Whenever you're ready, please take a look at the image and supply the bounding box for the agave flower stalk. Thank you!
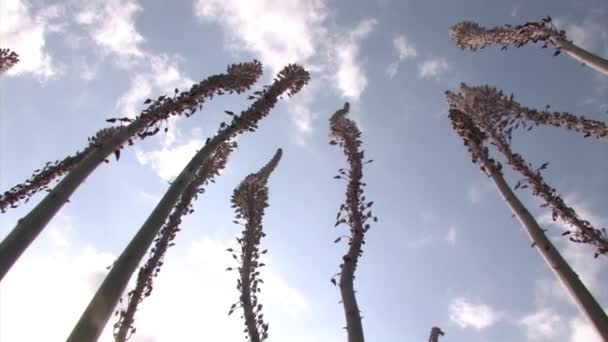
[450,83,607,140]
[448,108,608,340]
[447,84,608,258]
[0,48,19,74]
[227,148,282,342]
[450,17,608,76]
[113,142,235,342]
[0,61,263,282]
[67,64,309,342]
[428,327,445,342]
[329,103,377,342]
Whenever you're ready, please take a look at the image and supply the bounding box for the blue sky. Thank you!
[1,0,607,341]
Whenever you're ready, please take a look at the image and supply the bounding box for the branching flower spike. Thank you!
[228,148,282,342]
[330,102,375,342]
[448,107,608,340]
[450,17,608,76]
[0,48,19,74]
[447,84,608,258]
[113,142,235,342]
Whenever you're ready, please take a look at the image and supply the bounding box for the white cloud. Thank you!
[334,18,377,99]
[467,178,493,205]
[0,214,117,342]
[194,0,327,75]
[519,309,564,340]
[449,297,501,330]
[386,34,418,78]
[510,4,520,17]
[194,0,376,143]
[569,316,604,342]
[75,0,145,66]
[419,57,450,80]
[0,0,63,79]
[445,226,457,245]
[135,137,205,181]
[115,54,193,119]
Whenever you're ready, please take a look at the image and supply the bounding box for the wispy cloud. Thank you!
[518,309,564,340]
[569,315,605,342]
[335,18,377,99]
[449,297,501,330]
[467,178,493,205]
[386,34,418,78]
[418,57,450,80]
[75,0,145,67]
[445,226,457,246]
[0,0,64,80]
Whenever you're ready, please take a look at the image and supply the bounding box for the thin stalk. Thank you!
[66,64,309,342]
[329,103,376,342]
[0,61,263,282]
[228,148,282,342]
[113,142,234,342]
[449,109,608,341]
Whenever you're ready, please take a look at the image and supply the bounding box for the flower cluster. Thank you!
[227,149,283,342]
[450,17,567,54]
[0,127,122,213]
[447,86,608,258]
[329,103,376,341]
[0,48,19,74]
[0,61,263,213]
[113,141,236,342]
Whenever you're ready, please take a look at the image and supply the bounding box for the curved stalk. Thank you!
[0,61,263,282]
[428,327,445,342]
[228,148,282,342]
[449,109,608,341]
[66,64,309,342]
[113,142,234,342]
[329,103,376,342]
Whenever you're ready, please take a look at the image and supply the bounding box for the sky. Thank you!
[1,0,607,341]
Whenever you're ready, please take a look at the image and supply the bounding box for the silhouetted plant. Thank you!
[113,142,235,342]
[448,108,608,340]
[227,148,282,342]
[0,60,263,282]
[66,63,309,342]
[450,16,608,76]
[0,48,19,74]
[428,327,445,342]
[329,102,376,342]
[447,84,608,258]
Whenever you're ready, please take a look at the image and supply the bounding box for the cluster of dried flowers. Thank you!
[450,17,566,54]
[0,48,19,74]
[329,102,376,342]
[227,148,282,342]
[113,142,236,342]
[450,17,608,76]
[0,61,263,214]
[0,127,122,213]
[447,84,608,258]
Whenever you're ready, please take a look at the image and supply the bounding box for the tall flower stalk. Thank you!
[329,103,376,342]
[448,108,608,340]
[428,327,445,342]
[227,148,283,342]
[0,60,263,282]
[0,48,19,74]
[66,64,309,342]
[113,142,235,342]
[450,17,608,76]
[447,84,608,258]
